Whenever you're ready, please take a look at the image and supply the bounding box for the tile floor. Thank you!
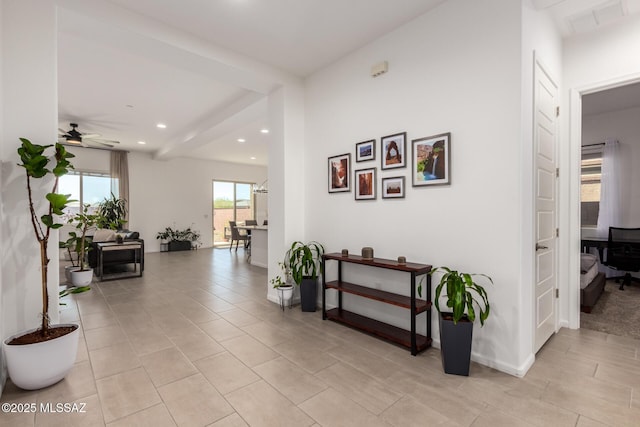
[1,248,640,426]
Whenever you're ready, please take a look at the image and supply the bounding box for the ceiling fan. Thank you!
[58,123,120,148]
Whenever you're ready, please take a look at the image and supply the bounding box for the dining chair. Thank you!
[228,221,249,251]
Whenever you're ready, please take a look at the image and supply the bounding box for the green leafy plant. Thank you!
[284,241,325,285]
[59,286,91,306]
[156,226,201,246]
[96,193,127,230]
[421,267,492,326]
[17,138,75,335]
[270,262,292,288]
[68,204,99,271]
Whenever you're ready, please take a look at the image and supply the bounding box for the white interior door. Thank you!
[534,58,559,353]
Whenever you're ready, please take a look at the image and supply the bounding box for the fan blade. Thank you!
[58,128,68,134]
[85,138,120,144]
[87,140,114,148]
[80,133,101,139]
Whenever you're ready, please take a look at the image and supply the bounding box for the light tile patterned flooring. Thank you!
[2,248,640,426]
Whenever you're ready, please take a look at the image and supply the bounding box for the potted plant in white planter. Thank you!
[422,267,491,376]
[271,262,294,311]
[3,138,80,390]
[285,241,325,312]
[68,203,98,287]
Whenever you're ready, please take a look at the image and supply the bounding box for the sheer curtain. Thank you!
[596,138,621,239]
[110,151,129,223]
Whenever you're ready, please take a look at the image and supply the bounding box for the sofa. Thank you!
[580,253,605,313]
[87,229,145,274]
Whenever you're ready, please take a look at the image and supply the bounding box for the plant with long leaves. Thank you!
[284,241,325,285]
[96,193,127,230]
[18,138,75,335]
[425,267,492,326]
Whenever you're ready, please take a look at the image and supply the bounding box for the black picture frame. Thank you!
[356,139,376,162]
[381,132,407,170]
[354,167,376,200]
[411,132,451,187]
[382,176,405,199]
[328,153,351,193]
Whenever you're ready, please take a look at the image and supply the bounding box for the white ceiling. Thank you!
[57,0,640,165]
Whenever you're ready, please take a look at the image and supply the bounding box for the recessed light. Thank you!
[156,123,167,129]
[237,138,246,143]
[250,156,256,160]
[137,141,146,145]
[260,129,269,134]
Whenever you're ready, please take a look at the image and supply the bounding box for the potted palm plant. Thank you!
[421,267,491,376]
[284,241,324,312]
[3,138,80,390]
[69,203,98,286]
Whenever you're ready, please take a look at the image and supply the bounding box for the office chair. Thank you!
[603,227,640,290]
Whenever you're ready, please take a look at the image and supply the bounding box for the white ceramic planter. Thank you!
[3,324,80,390]
[276,285,294,311]
[64,265,80,284]
[70,268,93,287]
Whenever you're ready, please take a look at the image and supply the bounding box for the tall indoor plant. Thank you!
[285,241,324,312]
[3,138,81,390]
[423,267,491,376]
[69,203,98,286]
[96,192,127,230]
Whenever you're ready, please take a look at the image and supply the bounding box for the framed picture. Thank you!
[382,176,405,199]
[356,139,376,162]
[328,153,351,193]
[381,132,407,170]
[354,167,376,200]
[412,132,451,187]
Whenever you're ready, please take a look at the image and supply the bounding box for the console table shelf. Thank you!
[325,308,431,352]
[322,253,432,355]
[325,281,431,314]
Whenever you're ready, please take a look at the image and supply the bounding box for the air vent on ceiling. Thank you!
[566,0,626,34]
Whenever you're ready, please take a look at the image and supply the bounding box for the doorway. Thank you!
[569,75,640,329]
[212,181,255,247]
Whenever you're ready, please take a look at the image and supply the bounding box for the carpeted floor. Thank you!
[581,279,640,340]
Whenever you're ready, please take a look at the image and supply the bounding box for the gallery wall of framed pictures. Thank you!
[328,131,451,200]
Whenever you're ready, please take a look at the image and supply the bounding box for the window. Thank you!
[58,171,114,216]
[581,148,602,227]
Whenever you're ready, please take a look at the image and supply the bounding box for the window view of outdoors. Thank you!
[581,155,601,227]
[213,181,254,246]
[58,171,114,216]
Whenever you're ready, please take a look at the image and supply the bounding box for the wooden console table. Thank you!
[322,253,432,355]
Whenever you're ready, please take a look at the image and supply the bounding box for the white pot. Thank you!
[70,268,93,287]
[278,286,294,301]
[276,285,294,310]
[3,324,80,390]
[64,265,80,284]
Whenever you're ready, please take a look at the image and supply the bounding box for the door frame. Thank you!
[567,73,640,329]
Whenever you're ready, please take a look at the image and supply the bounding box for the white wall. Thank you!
[1,0,59,396]
[582,107,640,227]
[562,13,640,328]
[305,0,528,375]
[66,147,268,252]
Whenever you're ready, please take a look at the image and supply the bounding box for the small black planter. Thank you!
[168,240,192,252]
[439,312,473,376]
[300,277,318,312]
